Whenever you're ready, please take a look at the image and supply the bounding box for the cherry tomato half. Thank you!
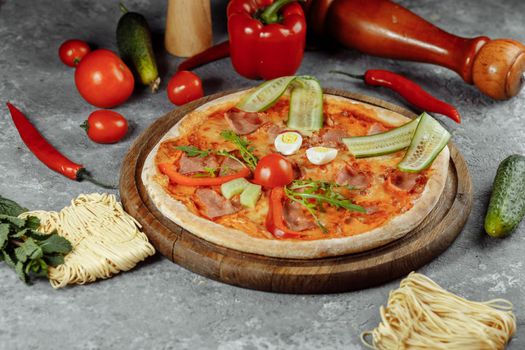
[81,110,128,144]
[75,49,134,108]
[59,39,91,67]
[253,153,294,188]
[167,70,204,106]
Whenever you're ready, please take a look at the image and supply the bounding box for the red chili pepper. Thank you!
[158,162,250,187]
[177,41,231,72]
[6,103,115,188]
[265,187,303,239]
[227,0,306,80]
[331,70,461,123]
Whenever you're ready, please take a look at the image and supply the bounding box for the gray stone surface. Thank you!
[0,0,523,349]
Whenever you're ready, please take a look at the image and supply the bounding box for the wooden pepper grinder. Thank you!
[307,0,525,100]
[165,0,212,57]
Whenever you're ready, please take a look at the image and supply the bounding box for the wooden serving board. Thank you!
[119,89,473,294]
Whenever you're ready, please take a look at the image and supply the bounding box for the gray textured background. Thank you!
[0,0,523,349]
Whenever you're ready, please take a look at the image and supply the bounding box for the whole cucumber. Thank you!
[484,154,525,237]
[117,3,160,92]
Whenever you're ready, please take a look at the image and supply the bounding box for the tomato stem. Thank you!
[80,120,89,133]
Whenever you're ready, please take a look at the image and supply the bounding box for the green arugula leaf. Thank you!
[220,130,258,170]
[285,179,366,233]
[0,196,27,217]
[39,234,72,254]
[175,145,210,158]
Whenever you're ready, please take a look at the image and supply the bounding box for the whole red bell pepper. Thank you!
[227,0,306,80]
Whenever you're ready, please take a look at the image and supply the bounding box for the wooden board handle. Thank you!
[308,0,525,100]
[165,0,212,58]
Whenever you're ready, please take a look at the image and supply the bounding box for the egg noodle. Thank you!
[361,272,516,350]
[20,193,155,288]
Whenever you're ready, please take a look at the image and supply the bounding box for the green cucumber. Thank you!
[398,113,450,172]
[221,178,250,199]
[484,155,525,238]
[287,76,324,132]
[236,76,297,112]
[117,3,160,92]
[240,183,262,208]
[342,116,421,158]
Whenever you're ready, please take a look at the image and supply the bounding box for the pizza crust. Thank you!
[141,91,450,259]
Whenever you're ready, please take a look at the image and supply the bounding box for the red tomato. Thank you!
[59,39,91,67]
[253,154,294,188]
[82,110,128,144]
[75,49,134,108]
[167,70,204,106]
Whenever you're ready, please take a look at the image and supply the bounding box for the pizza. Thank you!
[142,87,449,259]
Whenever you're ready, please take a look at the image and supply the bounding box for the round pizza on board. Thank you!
[142,77,449,259]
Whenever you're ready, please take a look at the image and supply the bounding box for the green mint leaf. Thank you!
[15,238,42,263]
[25,216,41,230]
[0,215,26,228]
[44,254,65,267]
[0,224,9,249]
[0,195,27,217]
[39,234,72,254]
[15,261,27,283]
[26,230,51,241]
[3,251,17,269]
[11,228,29,239]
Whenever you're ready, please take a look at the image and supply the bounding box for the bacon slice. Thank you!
[367,123,388,135]
[310,128,349,147]
[193,188,240,219]
[178,154,219,175]
[283,201,316,231]
[335,163,371,189]
[219,157,246,176]
[224,110,264,135]
[266,124,284,144]
[385,169,421,192]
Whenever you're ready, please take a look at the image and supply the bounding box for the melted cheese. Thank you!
[155,96,430,240]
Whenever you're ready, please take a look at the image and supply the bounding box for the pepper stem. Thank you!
[330,70,366,81]
[259,0,303,24]
[77,169,118,190]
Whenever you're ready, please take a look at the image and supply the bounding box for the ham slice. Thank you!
[283,201,316,231]
[224,110,264,135]
[194,188,240,219]
[178,154,219,175]
[219,157,245,176]
[335,163,370,189]
[386,170,421,192]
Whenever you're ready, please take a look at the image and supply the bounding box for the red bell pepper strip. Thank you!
[227,0,306,80]
[158,162,250,187]
[331,70,461,123]
[265,187,303,239]
[6,103,115,188]
[177,41,231,72]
